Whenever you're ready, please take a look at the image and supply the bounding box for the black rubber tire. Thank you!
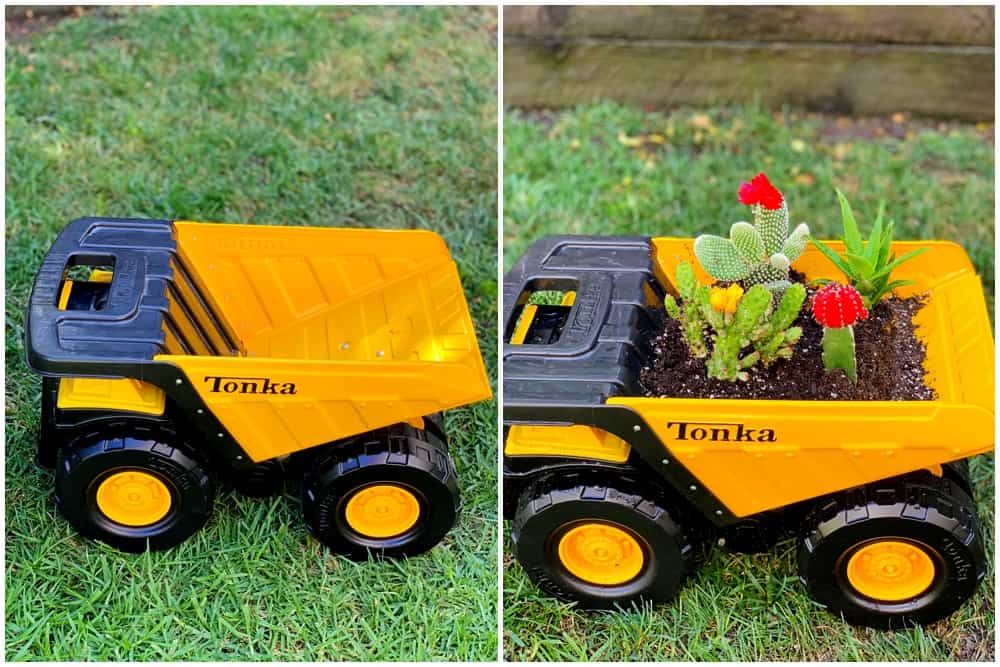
[301,423,460,560]
[55,433,214,553]
[511,484,700,609]
[942,459,975,500]
[798,471,985,629]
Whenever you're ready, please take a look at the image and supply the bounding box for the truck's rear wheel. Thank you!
[56,432,214,552]
[301,423,460,560]
[511,484,700,609]
[798,471,985,628]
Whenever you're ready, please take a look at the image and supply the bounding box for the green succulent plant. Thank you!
[810,189,928,309]
[694,176,809,292]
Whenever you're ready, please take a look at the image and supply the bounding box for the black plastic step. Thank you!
[26,217,176,374]
[503,236,662,409]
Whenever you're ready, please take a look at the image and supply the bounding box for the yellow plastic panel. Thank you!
[629,238,994,517]
[172,222,477,363]
[505,424,631,463]
[157,355,490,462]
[155,222,491,461]
[57,378,166,415]
[612,397,993,517]
[510,304,537,345]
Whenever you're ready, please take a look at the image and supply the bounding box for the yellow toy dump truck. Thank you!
[27,217,491,558]
[503,235,993,628]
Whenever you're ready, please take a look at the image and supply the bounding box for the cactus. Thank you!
[812,283,869,383]
[751,283,806,367]
[663,262,709,358]
[662,262,807,382]
[704,285,770,381]
[694,173,809,292]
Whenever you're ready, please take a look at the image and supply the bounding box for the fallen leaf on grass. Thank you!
[617,131,642,147]
[691,113,713,129]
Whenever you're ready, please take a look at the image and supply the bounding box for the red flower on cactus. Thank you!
[812,283,869,328]
[738,172,784,210]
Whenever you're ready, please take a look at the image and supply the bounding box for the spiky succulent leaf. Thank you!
[769,253,790,272]
[771,283,806,331]
[782,223,810,261]
[694,235,749,281]
[865,201,885,263]
[835,188,864,256]
[744,263,788,288]
[664,294,681,319]
[809,236,854,278]
[675,261,697,301]
[733,285,771,331]
[730,222,766,265]
[845,252,875,278]
[871,247,929,282]
[753,200,790,255]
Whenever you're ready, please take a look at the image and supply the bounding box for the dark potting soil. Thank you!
[639,290,935,401]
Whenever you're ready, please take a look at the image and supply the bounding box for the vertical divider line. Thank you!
[495,2,505,663]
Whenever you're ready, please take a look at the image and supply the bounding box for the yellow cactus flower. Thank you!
[710,284,744,314]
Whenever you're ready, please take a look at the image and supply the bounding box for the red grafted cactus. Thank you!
[738,172,784,210]
[812,283,868,383]
[812,283,868,328]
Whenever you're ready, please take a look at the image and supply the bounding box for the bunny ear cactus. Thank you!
[694,173,809,292]
[812,283,869,383]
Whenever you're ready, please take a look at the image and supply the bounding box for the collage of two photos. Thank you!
[4,3,996,664]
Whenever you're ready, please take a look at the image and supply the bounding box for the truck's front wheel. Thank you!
[511,484,701,609]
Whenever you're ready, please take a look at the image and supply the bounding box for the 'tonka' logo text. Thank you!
[204,375,297,395]
[667,421,776,442]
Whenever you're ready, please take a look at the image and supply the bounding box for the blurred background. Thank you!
[502,5,994,662]
[504,5,993,120]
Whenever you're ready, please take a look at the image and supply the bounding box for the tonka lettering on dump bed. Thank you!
[203,375,297,395]
[666,421,776,442]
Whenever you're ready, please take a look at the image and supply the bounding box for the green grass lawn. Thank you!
[5,6,498,661]
[502,103,994,661]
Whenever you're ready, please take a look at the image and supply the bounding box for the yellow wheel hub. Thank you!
[557,522,645,586]
[344,484,421,538]
[846,540,936,601]
[95,470,172,526]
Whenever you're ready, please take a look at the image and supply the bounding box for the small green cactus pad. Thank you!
[693,235,749,281]
[730,222,766,265]
[782,223,810,262]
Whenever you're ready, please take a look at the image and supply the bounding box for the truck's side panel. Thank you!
[610,396,992,517]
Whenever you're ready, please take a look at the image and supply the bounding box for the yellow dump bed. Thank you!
[156,222,491,462]
[611,238,994,518]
